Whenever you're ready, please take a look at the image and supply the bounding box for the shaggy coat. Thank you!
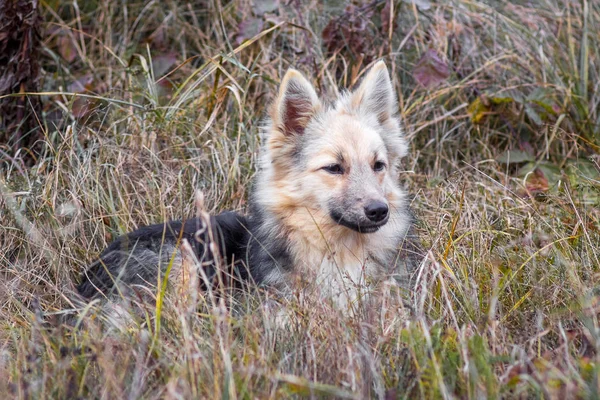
[78,61,420,311]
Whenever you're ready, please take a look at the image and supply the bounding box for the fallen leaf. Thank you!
[58,35,78,63]
[146,25,168,49]
[152,53,177,78]
[517,163,564,198]
[71,97,94,118]
[67,74,93,93]
[467,97,489,124]
[518,161,561,187]
[525,172,548,195]
[156,79,174,102]
[519,140,535,156]
[235,18,264,45]
[65,76,96,118]
[496,150,535,164]
[413,49,450,88]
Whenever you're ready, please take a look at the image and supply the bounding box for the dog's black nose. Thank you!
[364,201,389,222]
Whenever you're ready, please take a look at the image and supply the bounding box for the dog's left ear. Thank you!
[349,61,408,161]
[350,61,397,124]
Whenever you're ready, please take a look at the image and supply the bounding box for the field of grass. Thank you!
[1,0,599,398]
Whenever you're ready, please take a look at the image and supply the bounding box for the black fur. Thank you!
[245,202,294,284]
[77,212,251,299]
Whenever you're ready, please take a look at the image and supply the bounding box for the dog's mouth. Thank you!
[330,211,389,234]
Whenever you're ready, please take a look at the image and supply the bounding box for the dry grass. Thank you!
[1,0,599,398]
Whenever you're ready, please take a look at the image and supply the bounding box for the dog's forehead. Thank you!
[317,112,385,152]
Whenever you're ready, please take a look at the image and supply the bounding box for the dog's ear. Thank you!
[349,61,397,124]
[272,69,320,137]
[347,61,407,161]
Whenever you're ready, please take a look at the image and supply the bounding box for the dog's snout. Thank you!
[364,201,389,222]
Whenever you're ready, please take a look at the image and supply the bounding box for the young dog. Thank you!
[78,61,420,314]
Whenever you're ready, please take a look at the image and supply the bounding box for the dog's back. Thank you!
[77,211,251,299]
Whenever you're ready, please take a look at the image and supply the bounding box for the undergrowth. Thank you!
[1,0,599,398]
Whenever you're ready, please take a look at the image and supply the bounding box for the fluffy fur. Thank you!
[77,212,250,299]
[78,61,421,313]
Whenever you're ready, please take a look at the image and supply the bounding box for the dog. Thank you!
[77,61,420,314]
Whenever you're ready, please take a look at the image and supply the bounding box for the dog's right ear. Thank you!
[271,69,320,138]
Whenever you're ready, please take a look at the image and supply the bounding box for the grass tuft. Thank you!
[1,0,599,398]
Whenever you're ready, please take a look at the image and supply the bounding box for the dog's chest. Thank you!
[271,221,405,311]
[296,246,385,311]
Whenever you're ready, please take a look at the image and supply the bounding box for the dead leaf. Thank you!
[235,18,264,45]
[58,35,78,63]
[413,49,450,88]
[71,97,94,118]
[63,74,96,118]
[152,53,177,78]
[146,25,168,49]
[156,79,174,102]
[519,140,535,156]
[525,168,549,196]
[467,97,490,124]
[67,74,94,93]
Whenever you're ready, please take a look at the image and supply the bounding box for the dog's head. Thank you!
[258,61,408,235]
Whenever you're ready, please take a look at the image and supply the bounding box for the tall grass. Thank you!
[1,0,598,398]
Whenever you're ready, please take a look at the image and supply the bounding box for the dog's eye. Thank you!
[373,161,386,172]
[322,164,344,174]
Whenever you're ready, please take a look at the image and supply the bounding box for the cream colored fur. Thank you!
[253,61,413,313]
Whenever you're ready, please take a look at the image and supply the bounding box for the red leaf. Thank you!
[67,74,93,93]
[525,168,549,195]
[235,18,264,45]
[71,97,94,118]
[152,53,177,78]
[413,49,451,88]
[58,35,78,63]
[66,74,95,117]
